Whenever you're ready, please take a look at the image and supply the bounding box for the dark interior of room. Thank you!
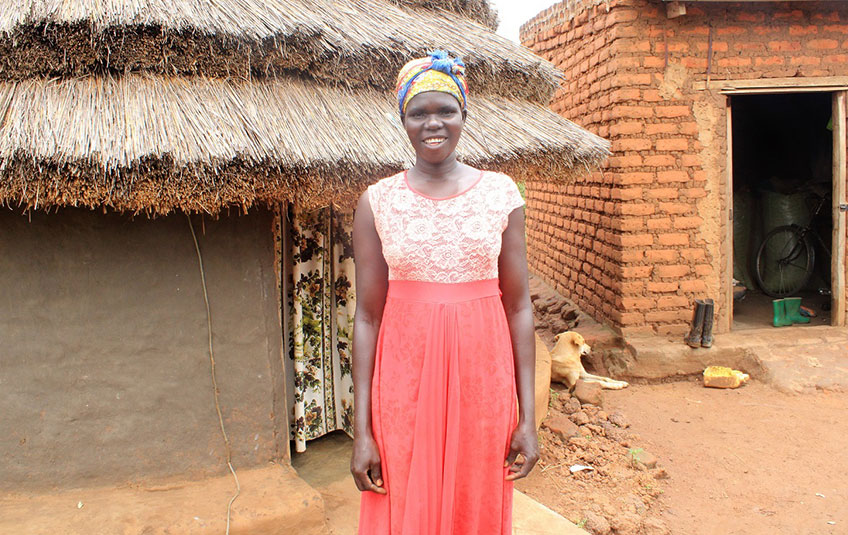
[731,92,834,329]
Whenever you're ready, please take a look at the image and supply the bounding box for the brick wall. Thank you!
[522,1,622,325]
[521,0,848,335]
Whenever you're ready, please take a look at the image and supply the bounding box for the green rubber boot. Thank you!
[772,299,792,327]
[784,297,811,324]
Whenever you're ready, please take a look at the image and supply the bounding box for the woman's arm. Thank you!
[350,190,389,494]
[498,206,540,481]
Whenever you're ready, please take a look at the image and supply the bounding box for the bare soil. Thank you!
[518,378,848,535]
[604,379,848,535]
[516,384,670,535]
[526,273,847,534]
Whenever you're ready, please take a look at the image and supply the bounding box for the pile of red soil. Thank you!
[516,383,670,535]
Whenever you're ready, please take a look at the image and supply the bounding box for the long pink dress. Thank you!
[358,170,525,535]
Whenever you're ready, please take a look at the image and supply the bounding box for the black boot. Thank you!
[685,299,706,348]
[701,298,714,348]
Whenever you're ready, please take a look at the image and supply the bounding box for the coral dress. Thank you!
[358,170,525,535]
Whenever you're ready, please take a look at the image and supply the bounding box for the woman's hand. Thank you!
[499,206,539,482]
[351,191,388,496]
[351,434,387,494]
[504,420,539,481]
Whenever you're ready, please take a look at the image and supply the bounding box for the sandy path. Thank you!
[604,380,848,535]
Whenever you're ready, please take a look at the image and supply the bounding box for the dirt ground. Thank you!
[605,380,847,535]
[516,382,670,535]
[518,378,848,535]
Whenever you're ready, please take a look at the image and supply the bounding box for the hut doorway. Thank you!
[729,90,846,330]
[282,207,356,454]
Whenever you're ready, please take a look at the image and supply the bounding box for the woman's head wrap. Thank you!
[396,50,467,115]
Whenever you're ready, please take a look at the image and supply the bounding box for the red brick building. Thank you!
[521,0,847,337]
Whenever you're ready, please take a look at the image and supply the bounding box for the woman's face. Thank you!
[402,91,466,165]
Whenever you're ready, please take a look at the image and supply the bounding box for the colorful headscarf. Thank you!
[396,50,468,115]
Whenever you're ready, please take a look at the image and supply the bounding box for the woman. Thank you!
[351,51,538,534]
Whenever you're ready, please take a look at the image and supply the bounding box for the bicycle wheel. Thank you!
[754,225,815,298]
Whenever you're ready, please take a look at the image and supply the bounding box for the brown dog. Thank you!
[551,331,629,390]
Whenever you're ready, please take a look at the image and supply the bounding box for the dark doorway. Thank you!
[731,92,834,329]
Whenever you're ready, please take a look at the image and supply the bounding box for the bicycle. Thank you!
[754,190,832,298]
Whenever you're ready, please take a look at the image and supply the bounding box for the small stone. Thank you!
[610,512,640,533]
[632,449,658,469]
[631,495,647,515]
[569,436,590,449]
[570,410,590,426]
[601,422,626,443]
[609,411,630,428]
[582,405,602,425]
[653,468,670,480]
[542,414,579,440]
[642,517,671,535]
[530,290,541,301]
[583,511,611,535]
[573,380,604,407]
[563,397,582,414]
[597,411,609,421]
[585,423,604,436]
[555,387,572,400]
[548,300,565,314]
[562,308,579,322]
[551,319,570,335]
[533,299,548,313]
[549,395,565,412]
[582,403,600,414]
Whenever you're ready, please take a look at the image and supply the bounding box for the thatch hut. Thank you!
[0,0,609,532]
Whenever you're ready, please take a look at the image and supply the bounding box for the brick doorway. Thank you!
[727,90,847,329]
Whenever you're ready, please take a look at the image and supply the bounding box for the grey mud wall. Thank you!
[0,208,286,492]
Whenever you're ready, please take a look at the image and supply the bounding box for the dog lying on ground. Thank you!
[551,331,629,390]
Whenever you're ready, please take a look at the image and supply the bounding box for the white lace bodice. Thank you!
[367,170,525,283]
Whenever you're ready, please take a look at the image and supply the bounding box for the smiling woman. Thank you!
[402,92,469,183]
[351,51,539,535]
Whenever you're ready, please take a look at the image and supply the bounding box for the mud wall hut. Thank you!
[521,0,848,337]
[0,0,608,530]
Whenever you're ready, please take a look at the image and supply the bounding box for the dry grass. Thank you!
[0,74,609,214]
[0,0,554,102]
[387,0,499,29]
[0,1,611,215]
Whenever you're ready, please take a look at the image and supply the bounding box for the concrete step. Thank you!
[513,490,589,535]
[0,465,328,535]
[623,325,848,393]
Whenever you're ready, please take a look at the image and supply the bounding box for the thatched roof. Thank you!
[0,0,549,102]
[0,74,607,213]
[388,0,499,29]
[0,0,610,214]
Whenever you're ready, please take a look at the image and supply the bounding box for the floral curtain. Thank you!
[287,205,355,453]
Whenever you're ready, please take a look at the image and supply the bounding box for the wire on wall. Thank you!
[187,215,241,534]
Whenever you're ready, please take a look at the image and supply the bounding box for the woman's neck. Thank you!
[410,154,462,182]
